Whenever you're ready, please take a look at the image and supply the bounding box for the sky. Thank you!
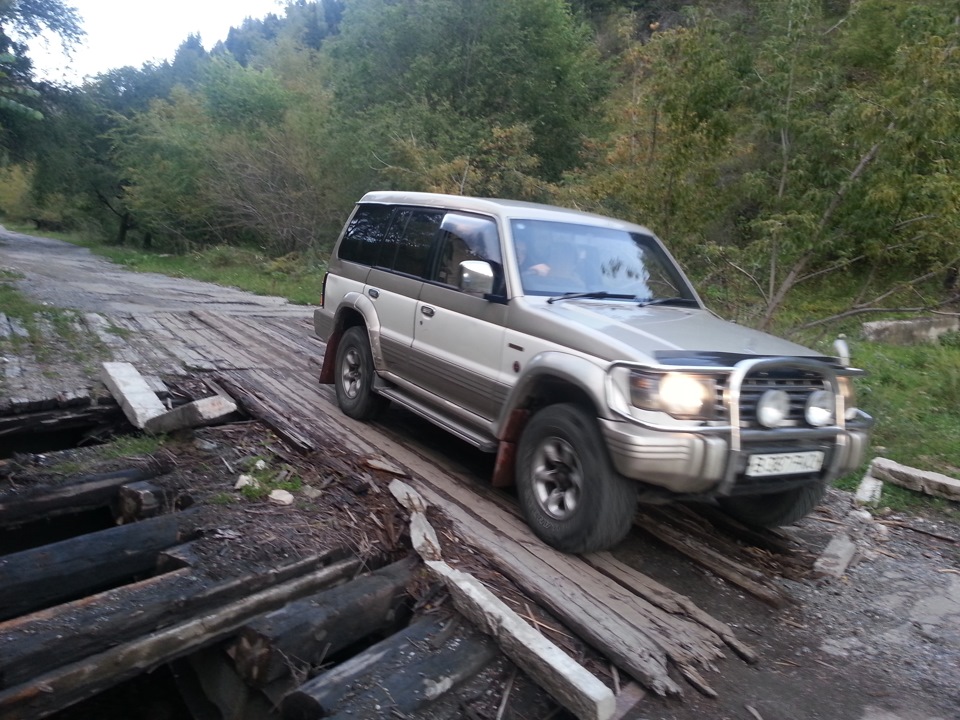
[29,0,286,85]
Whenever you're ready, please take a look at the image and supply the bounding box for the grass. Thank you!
[98,434,167,459]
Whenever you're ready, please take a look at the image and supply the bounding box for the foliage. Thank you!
[854,340,960,480]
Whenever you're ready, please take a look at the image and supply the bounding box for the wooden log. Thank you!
[0,550,357,690]
[281,614,498,720]
[0,559,361,720]
[0,509,197,621]
[0,468,164,525]
[230,556,416,686]
[117,480,164,522]
[0,404,122,439]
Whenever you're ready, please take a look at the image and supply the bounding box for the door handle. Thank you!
[368,288,380,299]
[420,306,435,318]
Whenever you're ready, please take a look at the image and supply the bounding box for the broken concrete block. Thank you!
[101,362,166,429]
[143,395,237,435]
[870,457,960,502]
[813,533,857,579]
[855,474,883,507]
[235,474,257,490]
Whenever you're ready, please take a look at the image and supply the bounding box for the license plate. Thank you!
[746,451,824,477]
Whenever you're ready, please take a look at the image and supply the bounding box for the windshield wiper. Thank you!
[546,291,639,304]
[636,297,699,307]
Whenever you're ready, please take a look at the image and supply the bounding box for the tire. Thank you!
[719,482,827,528]
[334,326,389,421]
[515,404,637,553]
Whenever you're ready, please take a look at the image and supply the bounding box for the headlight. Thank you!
[629,371,715,419]
[837,376,858,420]
[804,389,834,427]
[756,389,790,428]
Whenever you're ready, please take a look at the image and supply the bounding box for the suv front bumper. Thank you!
[599,418,872,495]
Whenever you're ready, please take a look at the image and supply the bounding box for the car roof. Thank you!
[358,191,655,235]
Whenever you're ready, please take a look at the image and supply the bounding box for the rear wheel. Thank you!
[334,326,389,420]
[516,404,636,553]
[719,482,827,528]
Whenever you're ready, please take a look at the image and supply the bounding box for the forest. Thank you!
[1,0,958,332]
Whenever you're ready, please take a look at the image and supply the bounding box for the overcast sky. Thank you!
[30,0,285,84]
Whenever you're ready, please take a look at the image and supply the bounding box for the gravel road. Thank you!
[2,227,958,720]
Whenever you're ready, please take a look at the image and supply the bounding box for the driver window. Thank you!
[432,214,503,294]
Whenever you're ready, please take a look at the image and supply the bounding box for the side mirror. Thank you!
[458,260,495,296]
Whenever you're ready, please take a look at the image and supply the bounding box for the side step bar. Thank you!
[376,387,498,453]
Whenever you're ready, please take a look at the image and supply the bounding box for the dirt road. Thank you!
[2,227,958,720]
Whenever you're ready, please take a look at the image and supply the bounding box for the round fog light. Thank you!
[756,389,790,428]
[805,389,834,427]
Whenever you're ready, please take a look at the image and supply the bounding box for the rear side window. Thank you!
[383,209,442,277]
[338,204,393,265]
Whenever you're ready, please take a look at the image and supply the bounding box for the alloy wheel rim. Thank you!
[531,436,582,520]
[340,347,363,399]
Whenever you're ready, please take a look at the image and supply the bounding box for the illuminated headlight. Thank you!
[756,389,790,428]
[804,389,835,427]
[629,371,715,419]
[837,377,858,420]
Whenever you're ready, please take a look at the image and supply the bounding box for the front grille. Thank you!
[716,368,827,428]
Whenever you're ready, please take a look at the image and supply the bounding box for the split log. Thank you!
[0,509,197,621]
[0,467,164,525]
[0,550,356,689]
[0,559,361,720]
[636,512,790,608]
[281,614,498,720]
[230,556,416,686]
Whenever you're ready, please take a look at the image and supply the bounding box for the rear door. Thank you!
[410,212,509,420]
[364,208,441,373]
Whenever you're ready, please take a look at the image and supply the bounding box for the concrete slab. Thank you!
[870,457,960,502]
[143,395,237,435]
[813,533,857,579]
[100,362,166,429]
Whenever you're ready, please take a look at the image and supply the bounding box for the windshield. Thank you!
[511,219,697,302]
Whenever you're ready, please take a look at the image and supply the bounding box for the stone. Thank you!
[143,395,238,435]
[855,475,883,507]
[100,361,166,429]
[813,533,858,579]
[268,489,294,506]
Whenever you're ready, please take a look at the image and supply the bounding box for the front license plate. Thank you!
[746,451,824,477]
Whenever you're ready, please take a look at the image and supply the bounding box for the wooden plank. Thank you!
[426,560,616,720]
[0,558,362,720]
[132,313,216,372]
[0,550,357,690]
[636,512,790,608]
[583,552,757,664]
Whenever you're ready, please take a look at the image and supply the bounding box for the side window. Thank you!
[395,210,442,277]
[337,204,393,265]
[379,208,442,278]
[432,213,503,294]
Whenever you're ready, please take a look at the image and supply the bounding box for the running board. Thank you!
[376,388,498,452]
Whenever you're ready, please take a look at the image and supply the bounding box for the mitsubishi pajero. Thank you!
[314,192,873,553]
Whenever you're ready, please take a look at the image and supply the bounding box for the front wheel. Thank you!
[515,404,636,553]
[719,482,827,528]
[334,326,389,421]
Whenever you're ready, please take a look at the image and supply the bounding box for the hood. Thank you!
[525,299,826,366]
